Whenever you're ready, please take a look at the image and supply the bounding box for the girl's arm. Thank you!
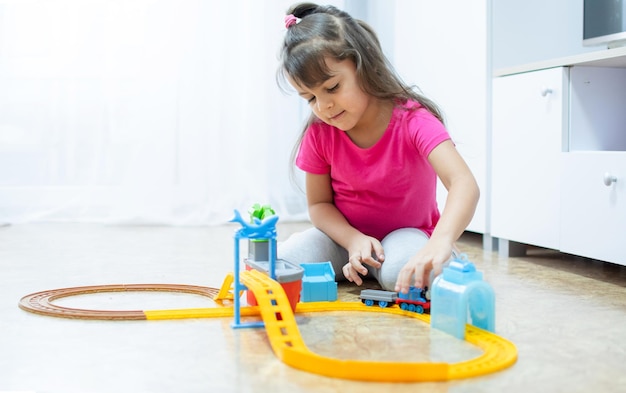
[305,172,384,285]
[395,139,479,293]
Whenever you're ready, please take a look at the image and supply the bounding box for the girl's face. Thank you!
[290,58,372,132]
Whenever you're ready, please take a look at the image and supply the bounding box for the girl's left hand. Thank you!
[342,234,385,286]
[394,238,453,294]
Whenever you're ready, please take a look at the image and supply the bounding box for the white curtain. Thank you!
[0,0,357,225]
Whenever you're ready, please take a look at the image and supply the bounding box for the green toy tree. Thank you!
[248,203,276,223]
[247,203,276,261]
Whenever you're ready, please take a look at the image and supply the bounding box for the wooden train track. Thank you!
[19,284,219,320]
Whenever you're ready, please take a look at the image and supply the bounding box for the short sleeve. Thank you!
[295,124,331,175]
[407,109,451,157]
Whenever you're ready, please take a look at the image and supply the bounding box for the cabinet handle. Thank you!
[540,87,553,97]
[603,172,617,186]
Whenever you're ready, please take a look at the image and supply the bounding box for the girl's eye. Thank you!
[327,84,339,93]
[307,96,316,104]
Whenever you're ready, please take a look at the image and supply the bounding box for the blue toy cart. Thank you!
[300,262,338,302]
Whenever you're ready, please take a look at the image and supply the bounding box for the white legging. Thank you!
[278,227,438,291]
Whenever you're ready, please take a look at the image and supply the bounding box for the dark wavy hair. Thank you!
[278,3,445,182]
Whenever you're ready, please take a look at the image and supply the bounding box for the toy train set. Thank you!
[17,204,515,382]
[359,287,430,314]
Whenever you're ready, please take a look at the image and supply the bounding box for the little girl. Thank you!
[277,3,479,295]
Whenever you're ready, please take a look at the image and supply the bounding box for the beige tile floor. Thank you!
[1,222,626,393]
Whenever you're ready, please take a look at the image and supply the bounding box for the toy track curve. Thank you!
[237,269,517,382]
[19,284,218,320]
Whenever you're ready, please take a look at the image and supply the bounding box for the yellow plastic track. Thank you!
[146,270,517,382]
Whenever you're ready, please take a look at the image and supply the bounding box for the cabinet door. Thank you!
[491,67,567,249]
[560,152,626,265]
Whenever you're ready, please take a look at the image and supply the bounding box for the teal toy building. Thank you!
[430,256,495,339]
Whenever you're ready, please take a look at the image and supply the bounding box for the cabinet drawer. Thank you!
[560,152,626,265]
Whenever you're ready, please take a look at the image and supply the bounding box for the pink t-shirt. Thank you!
[296,100,451,241]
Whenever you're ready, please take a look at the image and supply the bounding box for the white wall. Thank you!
[367,0,489,234]
[0,0,333,224]
[1,0,495,229]
[491,0,597,70]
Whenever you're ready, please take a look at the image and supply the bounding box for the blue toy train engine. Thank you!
[359,287,430,314]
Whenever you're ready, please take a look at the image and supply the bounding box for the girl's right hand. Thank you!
[342,235,385,286]
[394,236,452,294]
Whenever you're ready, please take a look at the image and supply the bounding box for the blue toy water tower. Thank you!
[430,255,495,339]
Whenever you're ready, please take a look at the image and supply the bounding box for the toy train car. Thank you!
[359,287,430,314]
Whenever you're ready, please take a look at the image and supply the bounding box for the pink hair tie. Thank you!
[285,14,299,28]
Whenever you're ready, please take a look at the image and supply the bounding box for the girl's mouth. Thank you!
[330,111,345,121]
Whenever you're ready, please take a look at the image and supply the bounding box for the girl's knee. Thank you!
[377,228,430,291]
[277,228,347,277]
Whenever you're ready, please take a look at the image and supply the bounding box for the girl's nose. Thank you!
[317,97,333,111]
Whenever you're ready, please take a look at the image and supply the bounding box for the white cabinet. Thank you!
[560,152,626,264]
[491,67,567,250]
[491,51,626,266]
